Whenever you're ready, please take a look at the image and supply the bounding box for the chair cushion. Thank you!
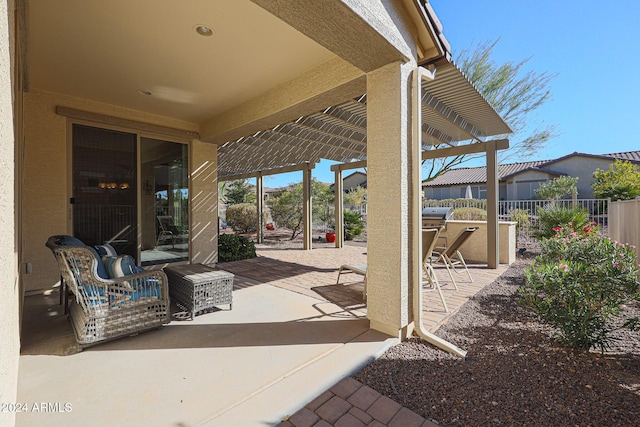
[56,235,86,246]
[102,255,161,300]
[95,244,118,257]
[104,255,137,278]
[86,247,109,280]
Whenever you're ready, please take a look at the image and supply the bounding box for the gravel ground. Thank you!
[353,255,640,426]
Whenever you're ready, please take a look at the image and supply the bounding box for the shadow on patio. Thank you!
[17,244,508,426]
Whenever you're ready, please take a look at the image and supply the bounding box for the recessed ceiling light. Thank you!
[195,25,214,37]
[138,90,152,96]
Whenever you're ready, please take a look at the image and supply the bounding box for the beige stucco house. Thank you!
[1,1,512,423]
[423,151,640,200]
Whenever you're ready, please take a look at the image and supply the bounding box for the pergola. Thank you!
[218,59,511,267]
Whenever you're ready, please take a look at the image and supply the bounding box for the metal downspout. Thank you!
[412,66,467,358]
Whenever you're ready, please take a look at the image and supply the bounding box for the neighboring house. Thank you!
[330,170,367,193]
[422,151,640,200]
[264,185,293,199]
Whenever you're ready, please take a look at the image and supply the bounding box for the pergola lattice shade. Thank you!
[217,61,511,179]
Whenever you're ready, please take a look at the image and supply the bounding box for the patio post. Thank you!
[190,140,219,265]
[486,140,499,268]
[334,168,344,248]
[303,162,312,250]
[366,60,415,339]
[256,171,264,244]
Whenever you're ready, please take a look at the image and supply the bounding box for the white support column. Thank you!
[303,163,313,250]
[486,140,499,269]
[334,169,344,248]
[366,61,415,339]
[256,172,264,244]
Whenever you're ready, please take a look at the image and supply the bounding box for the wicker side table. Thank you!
[164,263,234,320]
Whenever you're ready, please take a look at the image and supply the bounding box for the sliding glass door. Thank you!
[72,124,189,264]
[72,125,137,257]
[140,137,189,265]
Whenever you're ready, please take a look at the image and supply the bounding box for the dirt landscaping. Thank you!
[353,255,640,426]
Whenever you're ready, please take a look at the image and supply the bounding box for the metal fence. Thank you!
[421,198,610,249]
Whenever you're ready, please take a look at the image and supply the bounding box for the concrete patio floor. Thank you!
[17,243,507,427]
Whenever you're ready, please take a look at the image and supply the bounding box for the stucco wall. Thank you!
[22,88,199,292]
[1,0,19,424]
[438,220,516,265]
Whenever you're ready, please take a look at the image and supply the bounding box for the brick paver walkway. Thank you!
[219,243,507,332]
[277,377,438,427]
[219,242,508,426]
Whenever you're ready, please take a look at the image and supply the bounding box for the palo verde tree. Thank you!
[534,176,579,200]
[343,186,367,207]
[424,38,557,181]
[266,180,334,239]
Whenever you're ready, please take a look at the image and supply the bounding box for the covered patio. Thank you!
[17,244,507,426]
[2,1,516,426]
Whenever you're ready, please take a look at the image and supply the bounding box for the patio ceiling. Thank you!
[25,0,510,181]
[26,0,337,122]
[218,60,512,179]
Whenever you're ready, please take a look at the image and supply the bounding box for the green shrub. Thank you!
[533,203,589,239]
[218,234,256,262]
[226,203,258,233]
[453,207,487,220]
[343,210,364,240]
[595,183,640,201]
[521,230,639,353]
[592,159,640,200]
[509,208,529,235]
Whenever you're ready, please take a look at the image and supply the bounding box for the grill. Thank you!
[422,207,454,228]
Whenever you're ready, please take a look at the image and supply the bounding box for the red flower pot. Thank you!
[326,232,336,243]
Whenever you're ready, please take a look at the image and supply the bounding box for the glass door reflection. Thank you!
[140,138,189,265]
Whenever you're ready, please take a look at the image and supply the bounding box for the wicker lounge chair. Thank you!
[46,235,170,348]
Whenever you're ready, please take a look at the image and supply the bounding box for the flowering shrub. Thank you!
[521,229,639,352]
[533,204,590,239]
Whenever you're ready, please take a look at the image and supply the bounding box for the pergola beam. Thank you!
[421,92,483,142]
[329,139,510,173]
[422,123,457,146]
[270,125,366,158]
[421,139,509,159]
[330,159,367,172]
[219,162,315,182]
[290,119,367,148]
[319,105,367,133]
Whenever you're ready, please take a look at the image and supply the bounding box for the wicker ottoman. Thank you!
[164,263,234,319]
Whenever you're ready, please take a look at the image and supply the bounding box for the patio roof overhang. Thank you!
[217,60,512,180]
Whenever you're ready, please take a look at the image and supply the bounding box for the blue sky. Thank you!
[263,0,640,188]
